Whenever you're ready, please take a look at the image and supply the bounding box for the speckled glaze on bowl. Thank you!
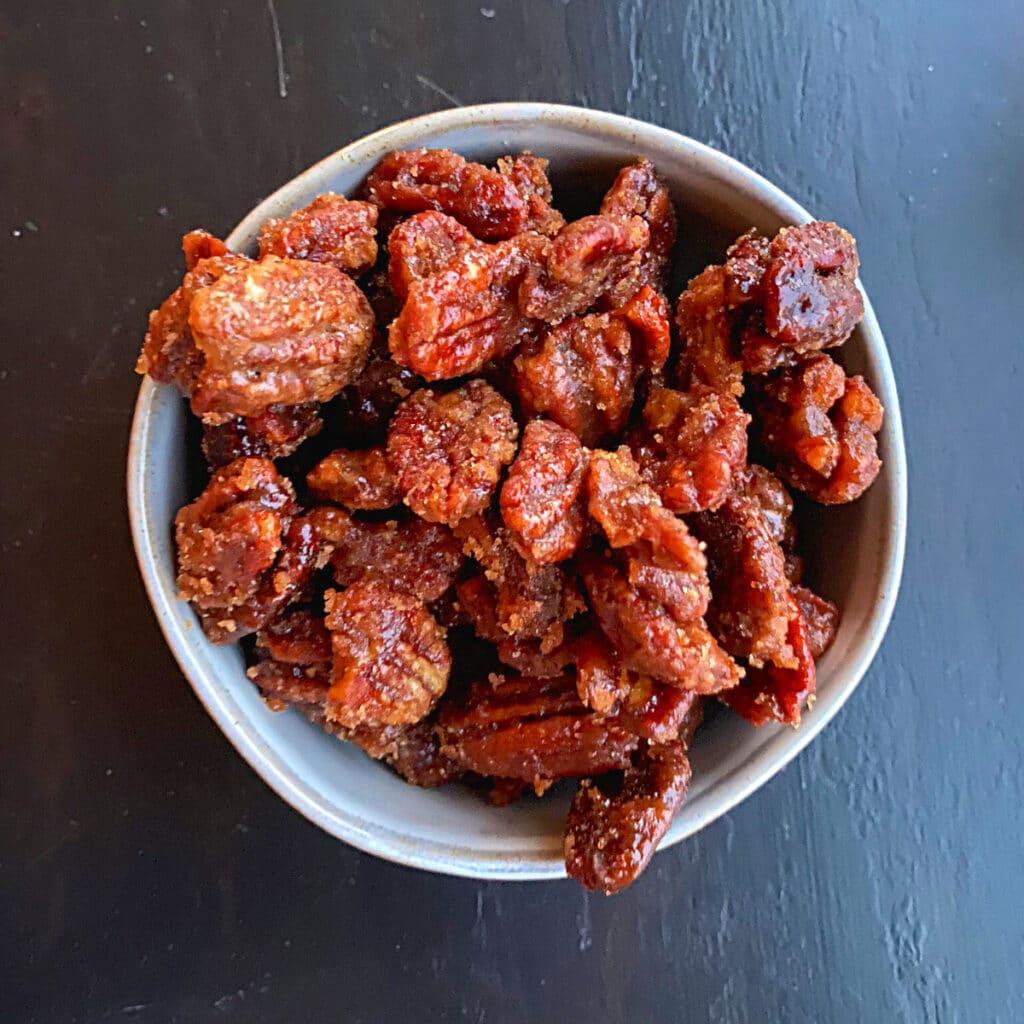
[127,103,906,881]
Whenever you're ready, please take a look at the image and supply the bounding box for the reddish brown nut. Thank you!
[175,458,318,643]
[575,629,700,743]
[512,313,637,447]
[306,446,402,510]
[581,552,738,695]
[737,307,802,375]
[792,584,840,659]
[388,235,540,379]
[454,574,505,643]
[342,720,464,788]
[576,630,632,713]
[599,158,677,305]
[756,353,883,504]
[201,403,323,468]
[500,419,587,563]
[182,229,230,270]
[615,284,671,373]
[438,676,638,782]
[188,256,375,422]
[257,609,333,666]
[454,512,585,648]
[136,253,251,392]
[496,152,565,236]
[674,265,744,397]
[564,739,692,894]
[613,677,704,746]
[496,634,578,679]
[733,464,803,581]
[630,384,750,513]
[365,148,531,241]
[762,221,864,352]
[309,506,464,603]
[585,448,707,588]
[690,488,797,669]
[722,228,770,306]
[247,659,331,708]
[324,579,450,728]
[441,675,584,729]
[720,594,816,726]
[519,214,649,323]
[258,194,379,277]
[386,381,518,525]
[386,211,478,302]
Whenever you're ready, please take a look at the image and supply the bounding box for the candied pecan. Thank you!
[388,236,541,379]
[136,253,251,392]
[613,677,703,746]
[673,264,743,396]
[722,228,770,306]
[247,659,330,707]
[496,152,565,236]
[735,464,796,550]
[512,313,636,447]
[365,148,531,241]
[500,418,587,563]
[581,552,738,695]
[258,194,378,276]
[309,507,463,602]
[519,214,649,323]
[175,458,317,643]
[585,448,707,586]
[616,284,671,372]
[756,353,883,503]
[188,256,375,422]
[438,676,638,782]
[564,739,692,894]
[332,354,420,442]
[257,608,332,665]
[737,306,801,375]
[182,229,229,270]
[386,381,518,525]
[343,720,463,787]
[201,403,323,468]
[762,221,864,353]
[690,488,796,669]
[175,456,296,611]
[599,159,677,305]
[720,594,816,726]
[630,384,750,513]
[792,584,840,659]
[454,574,505,643]
[576,630,631,713]
[306,446,401,510]
[496,633,578,679]
[454,512,585,648]
[324,579,450,728]
[386,211,477,302]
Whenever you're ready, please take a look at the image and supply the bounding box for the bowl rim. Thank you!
[127,102,907,881]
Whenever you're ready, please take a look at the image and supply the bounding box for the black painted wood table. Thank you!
[3,2,1021,1021]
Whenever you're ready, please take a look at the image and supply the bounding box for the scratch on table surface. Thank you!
[576,891,593,952]
[415,73,463,107]
[266,0,288,99]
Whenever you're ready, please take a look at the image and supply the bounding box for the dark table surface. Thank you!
[3,1,1022,1021]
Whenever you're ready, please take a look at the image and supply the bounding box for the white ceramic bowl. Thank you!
[128,103,906,880]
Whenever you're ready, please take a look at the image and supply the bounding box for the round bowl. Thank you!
[128,103,906,880]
